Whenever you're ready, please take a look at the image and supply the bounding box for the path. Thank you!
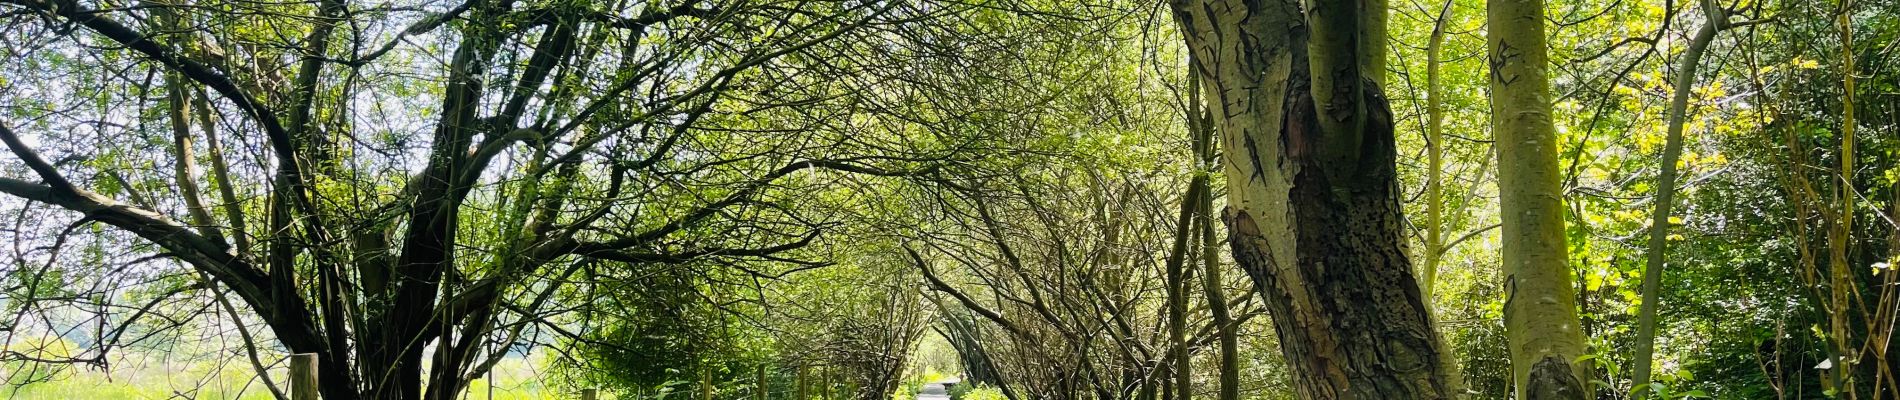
[915,377,959,400]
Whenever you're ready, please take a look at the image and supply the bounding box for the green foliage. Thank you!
[2,0,1899,398]
[947,384,1006,400]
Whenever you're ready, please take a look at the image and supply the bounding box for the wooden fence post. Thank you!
[289,353,319,400]
[580,388,598,400]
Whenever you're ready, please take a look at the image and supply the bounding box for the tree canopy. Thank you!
[0,0,1897,399]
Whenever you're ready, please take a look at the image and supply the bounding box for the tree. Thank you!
[8,0,1900,399]
[1421,0,1455,303]
[1629,0,1749,396]
[1826,1,1859,397]
[1170,0,1457,397]
[0,1,934,399]
[1189,61,1240,400]
[1485,0,1591,397]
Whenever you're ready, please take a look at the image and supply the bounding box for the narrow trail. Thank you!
[915,378,958,400]
[916,382,949,400]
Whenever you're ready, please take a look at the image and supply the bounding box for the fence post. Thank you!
[580,388,598,400]
[289,353,319,400]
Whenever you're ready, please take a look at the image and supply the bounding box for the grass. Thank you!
[3,354,568,400]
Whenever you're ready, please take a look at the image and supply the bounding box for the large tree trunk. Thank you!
[1486,0,1592,397]
[1172,0,1455,398]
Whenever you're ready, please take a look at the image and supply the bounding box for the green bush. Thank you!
[947,384,1004,400]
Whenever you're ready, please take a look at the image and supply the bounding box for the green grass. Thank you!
[3,355,568,399]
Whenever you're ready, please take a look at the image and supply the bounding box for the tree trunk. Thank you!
[1878,178,1900,396]
[1165,79,1204,398]
[1420,3,1471,392]
[1631,1,1724,397]
[1486,0,1592,397]
[1172,0,1456,397]
[1421,0,1451,302]
[1827,2,1859,397]
[1189,61,1239,400]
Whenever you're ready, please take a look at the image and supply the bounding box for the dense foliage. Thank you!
[0,0,1896,399]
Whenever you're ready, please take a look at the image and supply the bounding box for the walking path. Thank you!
[916,382,949,400]
[915,377,959,400]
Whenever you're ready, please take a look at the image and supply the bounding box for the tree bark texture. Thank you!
[1172,0,1456,397]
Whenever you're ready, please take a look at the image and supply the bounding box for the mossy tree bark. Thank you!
[1170,0,1455,397]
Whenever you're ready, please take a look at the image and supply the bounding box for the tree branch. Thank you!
[912,247,1033,340]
